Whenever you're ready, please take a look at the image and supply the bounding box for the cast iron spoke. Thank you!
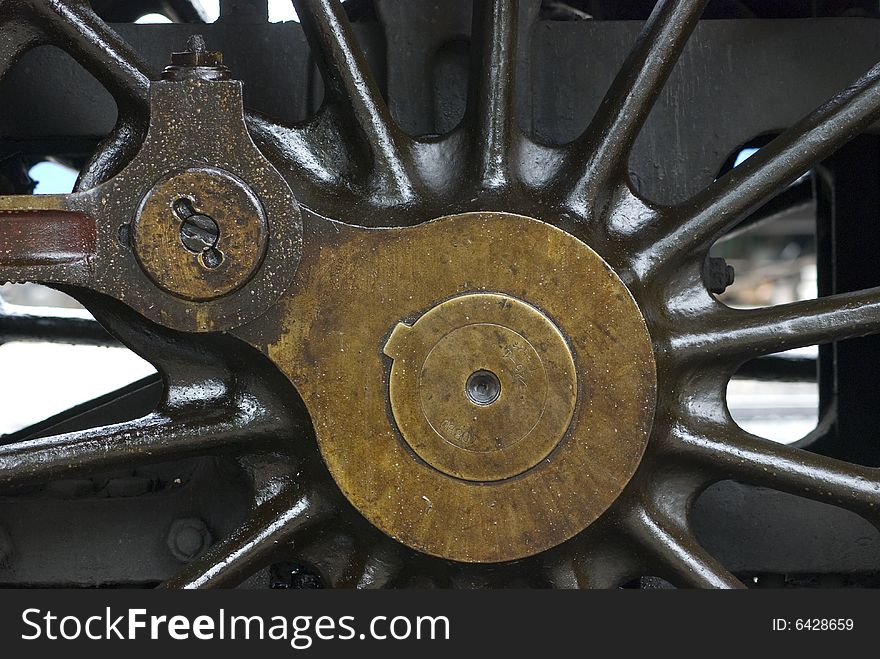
[0,300,114,346]
[292,0,416,202]
[346,538,403,589]
[247,114,337,186]
[543,553,589,589]
[75,116,147,190]
[0,10,42,80]
[160,484,333,589]
[670,420,880,525]
[471,0,519,189]
[641,59,880,276]
[23,0,150,112]
[0,403,278,490]
[563,0,708,214]
[8,2,297,186]
[672,287,880,362]
[11,1,152,187]
[623,505,745,588]
[543,546,634,589]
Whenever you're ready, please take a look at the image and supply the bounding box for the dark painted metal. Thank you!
[693,481,880,576]
[812,136,880,466]
[160,481,335,589]
[7,20,880,206]
[0,297,115,346]
[1,0,880,588]
[734,354,816,382]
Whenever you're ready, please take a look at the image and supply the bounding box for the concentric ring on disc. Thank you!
[271,212,657,563]
[384,293,578,482]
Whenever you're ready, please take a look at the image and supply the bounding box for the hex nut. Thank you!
[167,518,212,563]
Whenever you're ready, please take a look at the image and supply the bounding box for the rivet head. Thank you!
[167,518,212,563]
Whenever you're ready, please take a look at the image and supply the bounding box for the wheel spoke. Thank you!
[563,0,708,214]
[293,0,416,202]
[247,114,336,186]
[160,484,333,589]
[623,505,745,589]
[23,0,150,111]
[0,11,43,80]
[0,403,278,490]
[15,2,298,189]
[673,288,880,362]
[670,419,880,524]
[348,539,403,589]
[640,59,880,274]
[24,0,150,111]
[471,0,520,189]
[543,545,634,589]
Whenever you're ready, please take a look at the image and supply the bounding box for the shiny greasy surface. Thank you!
[0,75,302,332]
[6,0,880,588]
[247,212,657,563]
[384,293,578,482]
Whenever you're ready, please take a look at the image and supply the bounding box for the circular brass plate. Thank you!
[262,212,657,563]
[384,293,577,482]
[133,167,268,301]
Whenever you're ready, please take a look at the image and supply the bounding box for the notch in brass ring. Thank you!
[384,293,578,483]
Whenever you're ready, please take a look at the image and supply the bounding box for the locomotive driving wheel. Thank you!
[2,0,880,588]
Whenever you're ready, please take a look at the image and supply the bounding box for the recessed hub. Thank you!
[466,370,501,406]
[384,294,578,482]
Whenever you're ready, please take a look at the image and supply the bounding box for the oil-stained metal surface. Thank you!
[2,0,880,588]
[0,210,95,265]
[240,211,656,563]
[0,42,301,331]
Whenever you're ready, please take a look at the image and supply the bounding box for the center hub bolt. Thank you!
[174,198,223,269]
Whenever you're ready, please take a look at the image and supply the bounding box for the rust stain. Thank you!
[0,210,96,266]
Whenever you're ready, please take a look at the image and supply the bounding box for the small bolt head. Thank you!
[179,213,220,253]
[163,35,229,80]
[704,256,736,294]
[167,518,212,563]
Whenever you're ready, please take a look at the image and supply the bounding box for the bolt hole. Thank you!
[200,247,224,269]
[173,197,195,219]
[116,223,131,247]
[466,370,501,406]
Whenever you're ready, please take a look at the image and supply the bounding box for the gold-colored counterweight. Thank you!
[258,211,657,563]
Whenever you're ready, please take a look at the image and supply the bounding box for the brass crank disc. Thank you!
[383,293,578,483]
[257,211,657,563]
